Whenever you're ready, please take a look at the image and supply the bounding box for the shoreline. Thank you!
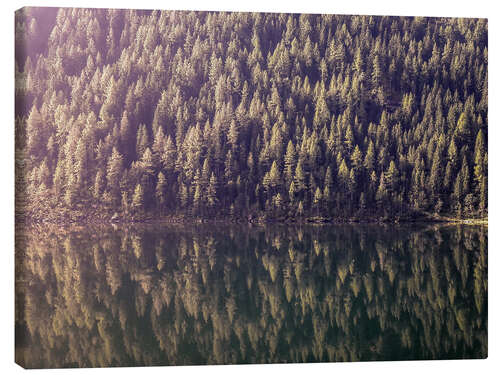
[16,212,488,229]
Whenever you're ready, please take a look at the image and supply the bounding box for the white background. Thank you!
[1,0,497,374]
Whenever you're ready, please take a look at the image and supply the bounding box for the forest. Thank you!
[14,8,488,223]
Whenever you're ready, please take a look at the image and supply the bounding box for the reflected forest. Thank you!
[15,7,488,369]
[16,224,487,367]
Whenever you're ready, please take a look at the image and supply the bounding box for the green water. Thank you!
[15,223,487,368]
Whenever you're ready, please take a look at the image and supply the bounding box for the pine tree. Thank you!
[156,171,167,208]
[119,110,131,153]
[364,140,376,172]
[267,160,281,189]
[273,192,283,212]
[479,155,487,215]
[473,130,485,193]
[152,126,166,168]
[53,159,65,197]
[294,160,307,194]
[297,201,304,217]
[284,141,296,185]
[313,187,322,215]
[207,172,218,209]
[455,111,471,144]
[460,155,470,198]
[64,170,77,208]
[193,184,202,213]
[351,145,363,173]
[152,90,169,136]
[228,120,239,152]
[106,147,123,204]
[121,191,129,214]
[313,84,330,130]
[26,105,45,159]
[178,183,189,210]
[429,152,443,197]
[136,124,149,159]
[132,183,144,212]
[337,159,350,193]
[323,166,333,209]
[161,136,176,172]
[288,181,296,204]
[93,170,104,199]
[376,173,388,211]
[385,160,399,196]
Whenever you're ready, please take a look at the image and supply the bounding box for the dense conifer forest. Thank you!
[15,8,488,223]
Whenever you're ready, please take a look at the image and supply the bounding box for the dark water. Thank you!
[15,223,487,368]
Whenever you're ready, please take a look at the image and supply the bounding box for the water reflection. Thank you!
[15,224,487,368]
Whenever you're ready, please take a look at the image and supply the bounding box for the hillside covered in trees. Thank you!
[15,8,488,223]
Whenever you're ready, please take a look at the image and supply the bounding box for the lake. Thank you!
[15,223,487,368]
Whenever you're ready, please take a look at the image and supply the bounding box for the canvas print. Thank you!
[15,7,487,368]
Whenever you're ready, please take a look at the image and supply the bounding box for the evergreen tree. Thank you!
[313,187,322,215]
[284,141,296,185]
[106,147,123,205]
[473,130,485,194]
[156,171,167,208]
[132,183,144,213]
[207,172,218,209]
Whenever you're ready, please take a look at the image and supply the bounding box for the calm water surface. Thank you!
[15,223,487,368]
